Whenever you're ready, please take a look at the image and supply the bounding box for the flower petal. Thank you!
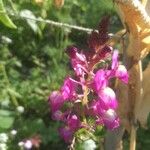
[98,87,118,109]
[48,91,64,112]
[111,50,119,70]
[61,77,77,100]
[93,69,108,92]
[116,65,129,84]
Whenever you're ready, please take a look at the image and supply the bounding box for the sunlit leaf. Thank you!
[136,64,150,127]
[0,109,14,130]
[7,88,22,98]
[20,9,38,33]
[0,0,16,29]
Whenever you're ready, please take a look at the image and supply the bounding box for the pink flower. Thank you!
[89,100,99,116]
[96,100,119,130]
[115,65,128,84]
[111,50,119,70]
[48,25,128,140]
[101,109,119,130]
[48,91,64,112]
[66,46,78,58]
[59,127,73,143]
[92,87,119,130]
[111,50,128,83]
[52,110,64,121]
[93,69,108,93]
[61,77,77,100]
[67,115,80,131]
[99,46,112,58]
[66,46,88,76]
[98,87,118,109]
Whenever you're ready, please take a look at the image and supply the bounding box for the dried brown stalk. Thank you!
[105,0,150,150]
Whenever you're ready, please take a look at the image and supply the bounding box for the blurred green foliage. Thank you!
[0,0,150,150]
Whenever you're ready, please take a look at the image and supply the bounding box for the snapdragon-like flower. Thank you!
[48,18,129,143]
[52,110,64,121]
[66,46,88,77]
[102,109,119,129]
[96,108,119,130]
[48,91,64,112]
[111,50,128,83]
[115,65,128,84]
[98,87,118,109]
[61,77,77,100]
[93,69,108,93]
[67,115,81,131]
[59,127,73,142]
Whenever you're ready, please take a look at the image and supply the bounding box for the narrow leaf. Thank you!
[0,0,17,29]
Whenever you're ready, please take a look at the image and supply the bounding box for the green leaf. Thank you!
[7,88,22,98]
[0,0,17,29]
[20,9,38,33]
[0,109,14,130]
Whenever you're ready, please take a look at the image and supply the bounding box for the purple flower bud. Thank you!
[100,46,112,58]
[66,46,78,58]
[96,118,104,125]
[70,51,88,77]
[59,127,73,143]
[48,91,64,112]
[98,87,118,109]
[52,110,64,121]
[61,77,77,100]
[89,100,99,116]
[102,109,119,130]
[111,50,119,70]
[111,51,129,84]
[93,69,108,93]
[67,115,80,131]
[115,65,128,84]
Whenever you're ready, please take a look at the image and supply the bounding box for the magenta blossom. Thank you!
[89,100,99,116]
[111,50,128,83]
[115,65,128,84]
[111,50,119,70]
[99,45,112,58]
[61,77,77,100]
[101,109,119,130]
[59,127,73,142]
[98,87,118,109]
[67,115,81,131]
[52,110,64,121]
[66,46,88,77]
[48,18,129,142]
[93,69,108,93]
[48,91,64,112]
[96,99,119,130]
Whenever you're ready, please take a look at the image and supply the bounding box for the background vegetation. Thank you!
[0,0,150,149]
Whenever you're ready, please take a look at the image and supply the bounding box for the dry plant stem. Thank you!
[127,56,143,150]
[113,0,148,150]
[2,64,19,107]
[129,125,137,150]
[104,127,125,150]
[104,29,127,150]
[141,0,148,7]
[82,86,88,106]
[69,137,75,150]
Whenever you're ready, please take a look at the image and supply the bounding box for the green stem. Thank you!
[2,64,19,107]
[8,0,17,13]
